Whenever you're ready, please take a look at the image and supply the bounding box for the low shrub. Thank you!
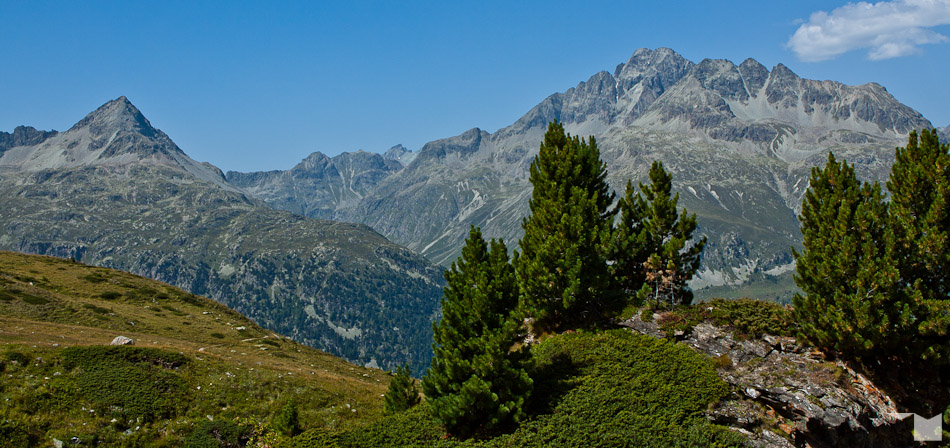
[61,346,191,422]
[83,303,111,314]
[488,330,742,447]
[300,330,745,447]
[658,298,793,340]
[711,298,792,339]
[184,420,251,448]
[4,351,29,365]
[99,291,122,300]
[82,273,107,283]
[20,294,50,305]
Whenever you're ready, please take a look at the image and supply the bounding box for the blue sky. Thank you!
[2,1,948,172]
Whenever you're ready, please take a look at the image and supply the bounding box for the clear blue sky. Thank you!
[2,1,948,172]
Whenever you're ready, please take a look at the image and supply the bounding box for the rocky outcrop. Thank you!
[622,313,916,447]
[0,125,57,152]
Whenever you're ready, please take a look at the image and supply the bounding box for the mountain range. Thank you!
[0,47,942,373]
[228,48,936,302]
[0,97,444,374]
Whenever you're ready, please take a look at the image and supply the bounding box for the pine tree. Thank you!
[422,226,532,437]
[608,180,652,300]
[383,363,420,415]
[614,161,705,307]
[887,129,950,361]
[793,153,917,357]
[517,121,616,331]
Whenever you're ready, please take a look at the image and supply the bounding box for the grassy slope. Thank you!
[0,251,389,446]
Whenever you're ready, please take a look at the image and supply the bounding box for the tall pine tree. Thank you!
[517,121,615,331]
[422,226,531,437]
[611,161,704,307]
[887,129,950,362]
[793,153,917,358]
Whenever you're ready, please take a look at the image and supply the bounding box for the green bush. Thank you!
[282,429,340,448]
[658,298,793,340]
[20,294,49,305]
[99,291,122,300]
[272,401,300,437]
[184,420,250,448]
[83,303,111,314]
[82,273,107,283]
[0,419,42,448]
[334,406,445,447]
[4,351,29,366]
[302,330,745,447]
[488,330,743,447]
[283,406,446,448]
[61,346,190,422]
[711,298,792,339]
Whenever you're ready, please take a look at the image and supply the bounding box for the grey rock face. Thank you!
[0,126,58,152]
[0,98,444,374]
[622,315,915,447]
[227,150,403,220]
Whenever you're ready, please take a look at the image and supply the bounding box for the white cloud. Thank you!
[788,0,950,61]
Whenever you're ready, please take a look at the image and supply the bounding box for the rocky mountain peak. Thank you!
[737,58,769,95]
[383,144,416,165]
[614,47,693,92]
[769,63,799,81]
[691,58,748,102]
[416,127,486,163]
[69,96,158,138]
[0,97,236,191]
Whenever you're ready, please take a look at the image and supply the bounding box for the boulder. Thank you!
[110,336,134,346]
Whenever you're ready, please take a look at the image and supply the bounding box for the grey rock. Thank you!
[625,321,916,447]
[110,336,134,346]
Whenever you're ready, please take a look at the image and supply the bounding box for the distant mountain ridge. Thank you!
[226,149,404,220]
[0,97,444,373]
[232,48,936,301]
